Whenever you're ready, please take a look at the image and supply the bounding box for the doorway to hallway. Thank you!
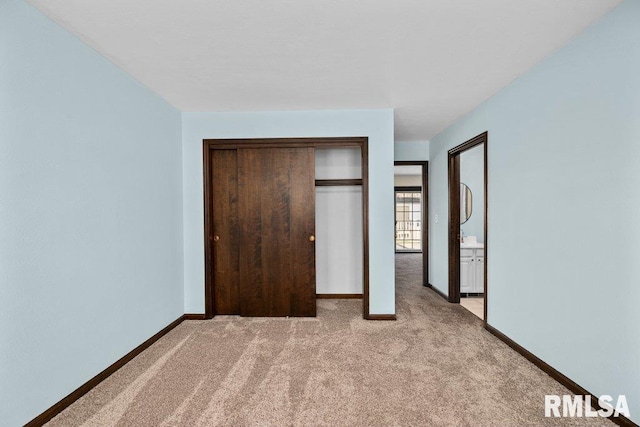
[394,161,428,287]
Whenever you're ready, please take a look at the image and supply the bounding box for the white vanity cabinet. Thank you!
[460,251,474,293]
[460,246,484,294]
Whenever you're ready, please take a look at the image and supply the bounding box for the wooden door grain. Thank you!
[238,148,316,317]
[211,149,240,314]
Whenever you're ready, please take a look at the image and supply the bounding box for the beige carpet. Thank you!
[47,254,610,426]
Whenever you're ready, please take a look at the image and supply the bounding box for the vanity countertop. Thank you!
[460,242,484,249]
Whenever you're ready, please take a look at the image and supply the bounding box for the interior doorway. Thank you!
[448,132,487,323]
[394,161,428,286]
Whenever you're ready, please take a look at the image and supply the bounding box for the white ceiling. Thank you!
[27,0,621,142]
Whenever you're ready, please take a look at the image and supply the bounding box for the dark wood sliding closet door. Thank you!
[210,147,316,317]
[238,148,316,317]
[211,149,240,314]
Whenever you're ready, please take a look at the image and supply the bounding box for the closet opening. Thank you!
[203,138,371,319]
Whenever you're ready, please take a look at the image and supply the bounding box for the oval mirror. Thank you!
[460,183,472,224]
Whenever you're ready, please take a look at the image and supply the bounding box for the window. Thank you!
[395,188,422,252]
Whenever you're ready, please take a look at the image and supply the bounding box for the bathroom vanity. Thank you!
[460,242,484,294]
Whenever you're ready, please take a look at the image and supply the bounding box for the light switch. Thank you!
[435,214,438,223]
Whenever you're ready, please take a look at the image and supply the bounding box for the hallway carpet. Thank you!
[47,255,609,426]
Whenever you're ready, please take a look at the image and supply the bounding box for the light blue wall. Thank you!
[182,110,395,315]
[429,0,639,422]
[394,140,429,161]
[459,144,484,243]
[0,1,184,425]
